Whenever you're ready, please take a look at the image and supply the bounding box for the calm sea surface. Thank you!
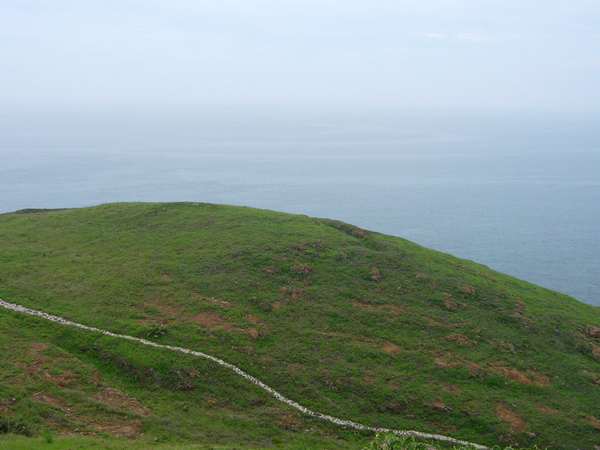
[1,108,599,305]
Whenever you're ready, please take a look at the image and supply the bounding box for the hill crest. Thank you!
[0,202,599,449]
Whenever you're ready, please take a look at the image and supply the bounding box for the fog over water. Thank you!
[1,108,599,305]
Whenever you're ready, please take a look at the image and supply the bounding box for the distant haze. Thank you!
[1,0,599,111]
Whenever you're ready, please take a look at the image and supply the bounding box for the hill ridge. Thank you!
[1,202,599,448]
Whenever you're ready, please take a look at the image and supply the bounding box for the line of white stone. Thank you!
[0,298,488,449]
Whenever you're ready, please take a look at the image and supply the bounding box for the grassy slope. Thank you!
[0,202,599,449]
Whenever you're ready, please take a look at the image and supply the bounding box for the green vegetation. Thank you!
[0,202,599,449]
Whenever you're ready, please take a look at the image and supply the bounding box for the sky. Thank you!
[1,0,599,111]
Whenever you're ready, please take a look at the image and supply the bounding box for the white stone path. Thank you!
[0,299,488,449]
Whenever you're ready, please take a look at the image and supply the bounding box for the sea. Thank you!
[1,107,599,306]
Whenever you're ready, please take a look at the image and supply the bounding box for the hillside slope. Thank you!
[0,202,599,448]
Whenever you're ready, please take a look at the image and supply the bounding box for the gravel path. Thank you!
[0,298,488,449]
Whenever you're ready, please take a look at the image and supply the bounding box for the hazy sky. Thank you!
[1,0,599,110]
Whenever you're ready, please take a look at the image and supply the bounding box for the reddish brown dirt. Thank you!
[386,379,398,388]
[445,333,476,346]
[35,388,147,438]
[430,351,460,368]
[291,263,313,275]
[287,363,302,373]
[497,405,527,432]
[13,343,83,385]
[272,301,283,311]
[460,285,476,295]
[246,314,264,325]
[585,416,600,430]
[289,288,304,300]
[92,387,150,416]
[42,370,80,387]
[465,360,482,370]
[380,342,401,353]
[591,343,600,361]
[442,300,467,311]
[491,366,531,384]
[33,391,67,408]
[144,298,180,317]
[370,267,382,281]
[247,328,261,338]
[514,299,526,314]
[433,358,459,368]
[440,382,461,393]
[88,420,143,439]
[246,314,268,337]
[586,325,600,339]
[538,406,559,415]
[189,312,223,327]
[30,342,50,353]
[231,345,256,355]
[268,407,303,431]
[530,371,551,386]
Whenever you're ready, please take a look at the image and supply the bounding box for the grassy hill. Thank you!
[0,202,599,449]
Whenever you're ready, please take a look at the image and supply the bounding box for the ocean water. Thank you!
[1,107,599,305]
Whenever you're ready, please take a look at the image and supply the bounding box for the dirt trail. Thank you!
[0,298,488,450]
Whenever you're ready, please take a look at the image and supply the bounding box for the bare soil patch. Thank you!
[30,342,50,353]
[272,301,282,311]
[440,382,461,393]
[35,388,147,439]
[433,358,459,368]
[442,300,467,311]
[538,406,559,415]
[268,407,303,431]
[497,405,527,432]
[491,366,531,384]
[33,391,67,408]
[288,363,302,373]
[144,297,180,317]
[585,415,600,430]
[380,342,401,353]
[530,371,551,386]
[247,328,261,339]
[591,343,600,361]
[586,325,600,339]
[93,387,150,416]
[445,333,476,346]
[189,311,223,327]
[89,420,143,439]
[43,369,80,387]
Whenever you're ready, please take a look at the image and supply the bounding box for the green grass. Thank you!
[0,434,276,449]
[0,202,599,449]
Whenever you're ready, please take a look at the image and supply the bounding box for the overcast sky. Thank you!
[1,0,599,111]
